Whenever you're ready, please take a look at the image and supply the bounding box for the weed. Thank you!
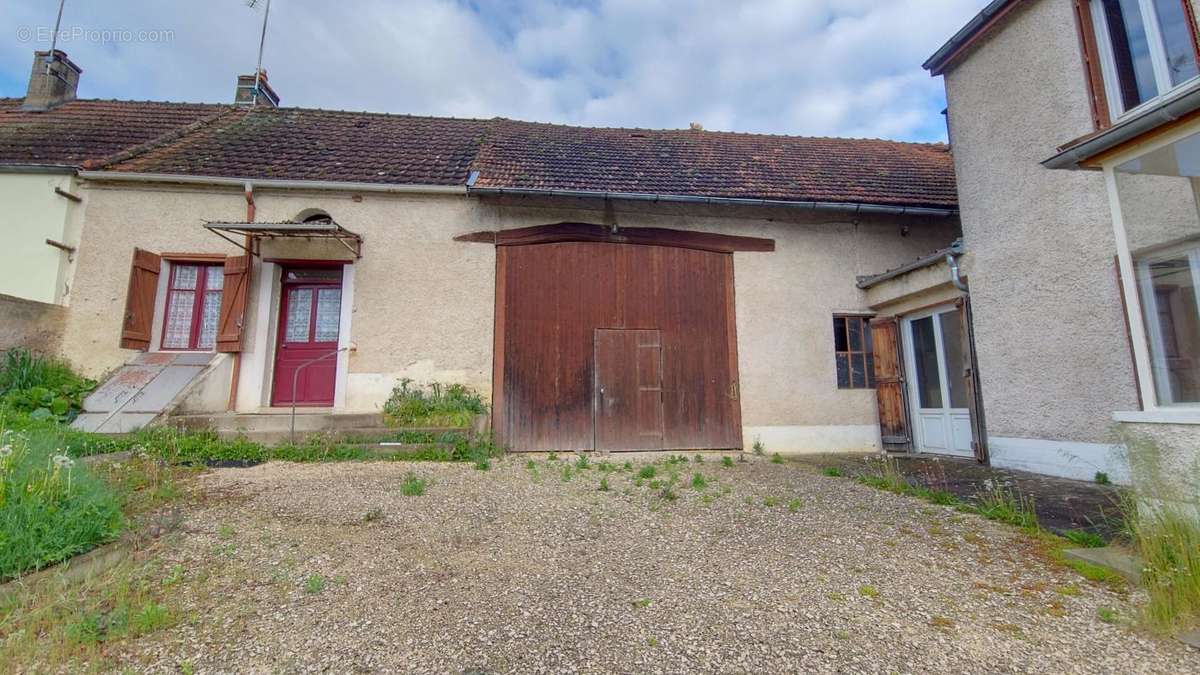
[827,592,846,602]
[787,498,803,512]
[525,459,536,471]
[1098,607,1119,624]
[858,585,880,599]
[834,630,851,640]
[1061,529,1106,548]
[622,461,633,472]
[399,473,427,497]
[547,452,558,462]
[659,486,678,502]
[217,525,235,541]
[473,456,491,471]
[637,465,656,479]
[691,473,709,490]
[180,661,196,675]
[131,602,171,633]
[763,496,779,507]
[647,636,659,647]
[771,453,783,464]
[929,616,954,630]
[575,454,591,470]
[822,466,844,477]
[649,480,663,490]
[665,455,688,467]
[561,465,573,482]
[975,484,1040,532]
[161,564,184,587]
[701,494,715,505]
[363,507,384,522]
[752,438,765,456]
[631,598,652,609]
[1056,584,1082,597]
[721,456,734,468]
[1094,471,1111,486]
[693,454,704,463]
[599,477,609,492]
[304,574,325,594]
[599,461,616,473]
[382,379,487,427]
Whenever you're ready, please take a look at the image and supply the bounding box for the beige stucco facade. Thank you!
[941,0,1140,477]
[0,170,83,305]
[58,178,959,452]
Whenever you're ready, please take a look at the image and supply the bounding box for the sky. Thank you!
[0,0,989,142]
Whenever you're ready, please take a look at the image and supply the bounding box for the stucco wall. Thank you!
[61,181,959,451]
[0,171,80,304]
[0,292,65,354]
[943,0,1140,447]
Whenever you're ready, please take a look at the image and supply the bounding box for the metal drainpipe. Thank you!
[947,252,968,292]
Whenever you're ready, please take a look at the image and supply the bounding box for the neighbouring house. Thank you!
[913,0,1200,485]
[0,49,963,454]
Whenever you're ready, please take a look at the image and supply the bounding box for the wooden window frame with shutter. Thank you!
[833,314,876,390]
[1073,0,1200,130]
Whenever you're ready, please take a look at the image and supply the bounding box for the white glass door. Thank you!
[904,306,973,457]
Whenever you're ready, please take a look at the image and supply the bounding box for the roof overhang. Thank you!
[204,220,363,258]
[857,239,964,289]
[0,163,79,175]
[924,0,1022,76]
[1043,80,1200,170]
[78,170,467,195]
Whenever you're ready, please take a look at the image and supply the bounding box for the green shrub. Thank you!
[0,349,95,423]
[382,379,487,428]
[0,431,124,579]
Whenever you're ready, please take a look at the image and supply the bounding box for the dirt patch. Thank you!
[83,457,1198,673]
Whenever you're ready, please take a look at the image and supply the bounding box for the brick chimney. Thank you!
[234,70,280,107]
[22,50,82,111]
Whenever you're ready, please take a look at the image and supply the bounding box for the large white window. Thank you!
[1091,0,1200,117]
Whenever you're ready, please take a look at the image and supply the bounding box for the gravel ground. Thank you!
[104,455,1196,674]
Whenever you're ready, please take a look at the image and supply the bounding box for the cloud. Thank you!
[0,0,988,141]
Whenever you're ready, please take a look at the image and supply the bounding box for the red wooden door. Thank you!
[271,268,343,407]
[594,329,665,451]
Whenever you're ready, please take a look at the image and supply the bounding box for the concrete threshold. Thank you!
[1062,546,1142,585]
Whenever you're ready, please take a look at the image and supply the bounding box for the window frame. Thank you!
[832,314,876,390]
[1134,240,1200,405]
[159,262,224,352]
[1085,0,1200,123]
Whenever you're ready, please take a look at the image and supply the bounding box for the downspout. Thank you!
[947,251,968,292]
[226,182,255,410]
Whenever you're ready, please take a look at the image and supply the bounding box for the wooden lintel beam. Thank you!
[454,222,775,254]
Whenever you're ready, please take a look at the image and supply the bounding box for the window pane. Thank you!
[1153,0,1200,86]
[314,288,342,342]
[286,288,313,343]
[163,290,195,349]
[847,317,863,351]
[939,310,970,409]
[1140,255,1200,403]
[833,318,848,352]
[910,316,943,409]
[197,290,221,350]
[865,352,876,388]
[205,268,225,291]
[836,354,850,388]
[1100,0,1161,110]
[850,352,867,388]
[173,265,199,290]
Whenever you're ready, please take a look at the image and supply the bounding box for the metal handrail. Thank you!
[289,347,348,444]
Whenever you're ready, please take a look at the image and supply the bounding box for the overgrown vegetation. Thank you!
[399,473,427,497]
[382,379,487,428]
[0,430,124,580]
[1118,428,1200,633]
[0,348,96,423]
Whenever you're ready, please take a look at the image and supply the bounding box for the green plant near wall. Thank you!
[382,379,488,428]
[0,349,96,423]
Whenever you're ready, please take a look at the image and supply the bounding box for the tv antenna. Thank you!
[246,0,273,105]
[46,0,67,72]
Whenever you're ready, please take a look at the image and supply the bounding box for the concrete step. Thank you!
[1062,546,1142,585]
[169,412,386,434]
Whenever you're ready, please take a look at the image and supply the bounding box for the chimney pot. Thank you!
[22,50,82,111]
[234,69,280,107]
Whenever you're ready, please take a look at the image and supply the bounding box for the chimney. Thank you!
[22,50,82,111]
[234,69,280,107]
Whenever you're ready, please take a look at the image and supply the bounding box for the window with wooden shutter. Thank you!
[120,248,161,350]
[216,254,252,353]
[833,315,875,389]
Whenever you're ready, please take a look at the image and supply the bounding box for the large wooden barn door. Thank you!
[497,241,742,452]
[594,329,665,451]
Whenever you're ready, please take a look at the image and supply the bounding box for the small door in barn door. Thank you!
[594,329,665,451]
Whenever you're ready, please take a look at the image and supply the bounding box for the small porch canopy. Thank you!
[204,221,363,259]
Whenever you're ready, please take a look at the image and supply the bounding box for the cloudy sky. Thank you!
[0,0,987,141]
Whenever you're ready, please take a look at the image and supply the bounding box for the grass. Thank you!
[721,456,734,468]
[787,498,803,512]
[770,453,783,464]
[0,348,96,423]
[690,473,708,490]
[858,585,880,599]
[822,466,844,477]
[1098,607,1119,624]
[382,379,487,428]
[598,477,609,492]
[974,483,1040,532]
[637,465,656,479]
[1062,529,1106,548]
[0,558,179,671]
[1094,472,1112,486]
[399,473,427,496]
[304,574,326,594]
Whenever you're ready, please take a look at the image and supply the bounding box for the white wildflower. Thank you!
[52,454,74,469]
[0,445,12,458]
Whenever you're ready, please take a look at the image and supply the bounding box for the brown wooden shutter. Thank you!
[870,316,911,451]
[216,254,252,353]
[120,248,161,350]
[956,297,989,463]
[1072,0,1112,130]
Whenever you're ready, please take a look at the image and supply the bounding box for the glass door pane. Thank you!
[938,309,970,409]
[314,288,342,342]
[910,316,943,409]
[285,288,313,343]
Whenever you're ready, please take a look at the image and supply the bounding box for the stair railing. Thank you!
[290,347,348,445]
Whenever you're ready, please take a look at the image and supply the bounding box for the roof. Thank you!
[0,98,959,211]
[856,239,964,288]
[0,98,227,166]
[104,106,490,186]
[473,120,958,210]
[924,0,1023,75]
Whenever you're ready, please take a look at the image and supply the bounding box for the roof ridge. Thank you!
[83,105,243,170]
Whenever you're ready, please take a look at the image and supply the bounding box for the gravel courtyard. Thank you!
[111,455,1196,673]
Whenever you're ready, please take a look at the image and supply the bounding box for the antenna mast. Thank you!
[46,0,67,72]
[248,0,272,105]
